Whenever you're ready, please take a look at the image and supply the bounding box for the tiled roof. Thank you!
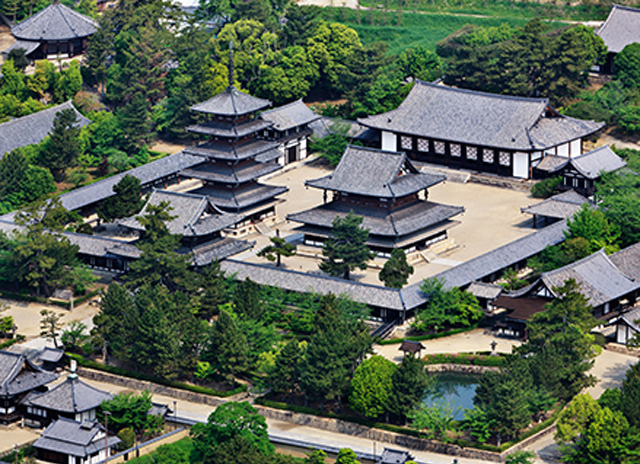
[119,189,241,237]
[609,241,640,281]
[306,146,445,198]
[0,101,91,158]
[535,154,569,173]
[521,190,588,219]
[12,2,97,41]
[34,418,120,458]
[467,281,503,299]
[39,347,64,363]
[193,182,288,211]
[190,86,271,116]
[596,4,640,53]
[568,145,627,179]
[260,99,321,131]
[187,118,272,138]
[190,237,255,266]
[181,160,281,184]
[0,350,57,396]
[183,139,280,162]
[26,377,112,414]
[3,39,40,56]
[359,80,603,151]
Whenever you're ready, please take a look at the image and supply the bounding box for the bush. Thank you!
[117,428,136,450]
[618,105,640,134]
[531,176,562,199]
[422,352,506,367]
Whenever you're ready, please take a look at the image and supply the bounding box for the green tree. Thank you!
[379,248,414,288]
[203,310,248,382]
[60,320,88,353]
[60,60,83,101]
[7,48,28,71]
[233,278,264,320]
[39,309,63,348]
[0,148,55,213]
[566,203,620,254]
[319,212,375,280]
[97,174,145,222]
[386,354,431,423]
[191,402,274,463]
[198,261,227,320]
[40,108,82,181]
[621,362,640,427]
[409,401,459,440]
[556,394,601,444]
[478,374,530,444]
[118,91,154,151]
[615,43,640,89]
[257,235,296,267]
[349,355,396,418]
[93,282,136,362]
[268,340,303,397]
[335,448,360,464]
[505,451,535,464]
[309,121,349,166]
[100,391,153,434]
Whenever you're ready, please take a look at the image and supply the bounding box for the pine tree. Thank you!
[203,310,248,383]
[93,282,136,361]
[97,174,145,222]
[40,108,82,182]
[199,261,227,320]
[379,248,414,288]
[118,91,154,151]
[268,340,302,397]
[386,354,431,423]
[319,212,375,280]
[234,278,264,320]
[257,235,296,267]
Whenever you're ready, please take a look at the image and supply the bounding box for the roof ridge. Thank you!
[261,98,305,114]
[414,79,550,105]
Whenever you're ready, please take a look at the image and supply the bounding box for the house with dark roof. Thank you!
[595,4,640,73]
[22,367,112,428]
[180,85,288,237]
[358,81,604,179]
[34,418,120,464]
[260,99,321,165]
[4,1,98,60]
[521,190,588,228]
[0,101,91,160]
[0,350,57,424]
[288,145,464,256]
[533,145,627,196]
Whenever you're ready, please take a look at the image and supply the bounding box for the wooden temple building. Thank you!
[4,1,97,60]
[180,85,288,237]
[288,146,464,257]
[595,4,640,74]
[358,81,604,179]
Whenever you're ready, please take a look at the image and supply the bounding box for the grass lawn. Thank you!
[320,8,566,54]
[126,437,194,464]
[357,0,614,21]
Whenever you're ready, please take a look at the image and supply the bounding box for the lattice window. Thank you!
[434,141,446,155]
[450,143,462,157]
[466,146,477,160]
[483,149,495,163]
[401,135,412,150]
[417,138,429,152]
[499,151,511,166]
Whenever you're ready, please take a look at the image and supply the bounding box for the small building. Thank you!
[358,80,604,179]
[379,448,414,464]
[521,190,588,228]
[467,281,503,309]
[0,101,91,160]
[33,418,121,464]
[4,1,98,60]
[595,4,640,74]
[288,145,464,257]
[22,368,112,429]
[610,306,640,345]
[533,145,627,196]
[39,348,65,372]
[260,99,321,165]
[398,340,425,357]
[491,295,549,339]
[0,350,57,424]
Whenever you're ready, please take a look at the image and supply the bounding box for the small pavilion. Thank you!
[4,1,98,60]
[398,340,425,357]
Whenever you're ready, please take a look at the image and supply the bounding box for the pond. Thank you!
[423,373,479,420]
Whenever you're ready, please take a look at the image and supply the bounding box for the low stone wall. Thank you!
[77,367,245,407]
[501,423,557,457]
[605,343,640,357]
[468,174,533,193]
[425,364,500,374]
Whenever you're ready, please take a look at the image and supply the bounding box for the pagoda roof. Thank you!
[597,4,640,53]
[24,376,112,414]
[12,1,97,42]
[183,139,280,162]
[287,200,463,238]
[181,160,281,185]
[119,189,241,237]
[521,190,588,220]
[187,118,272,138]
[359,81,604,152]
[190,86,271,117]
[193,182,288,211]
[0,350,57,396]
[306,146,445,198]
[260,99,321,131]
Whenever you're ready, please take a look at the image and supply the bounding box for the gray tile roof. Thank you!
[190,86,271,116]
[609,241,640,281]
[0,101,91,158]
[358,81,603,151]
[288,200,464,238]
[3,39,40,56]
[34,418,120,458]
[57,151,202,211]
[467,281,503,299]
[0,350,57,396]
[119,189,241,237]
[193,182,288,211]
[187,118,273,138]
[12,2,97,41]
[521,190,588,219]
[614,306,640,333]
[260,99,321,131]
[39,347,64,363]
[181,160,281,184]
[540,249,640,307]
[190,237,255,266]
[568,145,626,179]
[535,154,569,173]
[306,146,445,198]
[597,4,640,53]
[183,139,280,162]
[26,377,112,414]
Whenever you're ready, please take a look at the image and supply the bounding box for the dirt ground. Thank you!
[238,158,539,286]
[0,24,15,62]
[0,425,39,454]
[151,141,187,155]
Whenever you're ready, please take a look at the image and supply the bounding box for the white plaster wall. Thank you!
[556,143,570,157]
[300,137,307,160]
[570,139,581,157]
[381,131,397,152]
[513,152,529,179]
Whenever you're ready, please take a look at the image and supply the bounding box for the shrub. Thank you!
[117,428,136,450]
[618,105,640,134]
[531,176,562,199]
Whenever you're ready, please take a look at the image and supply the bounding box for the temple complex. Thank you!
[595,4,640,73]
[288,146,464,257]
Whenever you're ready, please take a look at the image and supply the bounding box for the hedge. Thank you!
[378,324,480,345]
[0,335,25,350]
[67,353,247,398]
[0,289,99,309]
[423,352,506,367]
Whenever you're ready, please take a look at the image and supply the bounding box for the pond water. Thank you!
[422,373,479,420]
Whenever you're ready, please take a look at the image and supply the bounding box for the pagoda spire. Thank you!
[228,41,234,88]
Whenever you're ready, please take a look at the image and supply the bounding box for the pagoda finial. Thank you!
[228,41,234,88]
